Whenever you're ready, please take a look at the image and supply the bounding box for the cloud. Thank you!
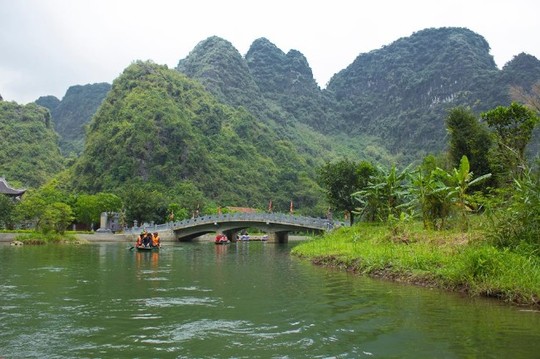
[1,0,539,103]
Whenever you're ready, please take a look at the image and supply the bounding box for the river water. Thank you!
[1,240,539,358]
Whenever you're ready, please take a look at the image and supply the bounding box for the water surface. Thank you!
[1,241,539,358]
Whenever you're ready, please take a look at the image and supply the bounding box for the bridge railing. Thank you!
[130,213,345,234]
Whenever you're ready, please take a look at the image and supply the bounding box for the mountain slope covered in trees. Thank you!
[327,27,540,158]
[36,83,111,155]
[176,27,540,163]
[70,61,326,214]
[0,100,64,187]
[2,26,540,209]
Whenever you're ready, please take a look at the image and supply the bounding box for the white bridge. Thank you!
[132,213,339,242]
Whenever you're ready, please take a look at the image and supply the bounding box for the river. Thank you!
[1,240,539,358]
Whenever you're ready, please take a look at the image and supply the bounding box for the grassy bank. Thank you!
[292,223,540,308]
[15,232,82,245]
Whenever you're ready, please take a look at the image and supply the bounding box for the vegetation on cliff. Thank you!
[0,101,64,187]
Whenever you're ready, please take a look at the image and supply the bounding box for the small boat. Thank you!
[136,245,159,251]
[215,234,229,245]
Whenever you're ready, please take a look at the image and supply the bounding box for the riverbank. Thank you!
[291,223,540,308]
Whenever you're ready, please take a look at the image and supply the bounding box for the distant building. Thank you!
[0,178,26,200]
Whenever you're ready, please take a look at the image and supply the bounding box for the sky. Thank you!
[1,0,539,104]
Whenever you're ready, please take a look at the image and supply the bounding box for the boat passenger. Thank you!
[136,232,144,247]
[152,232,161,247]
[142,231,152,247]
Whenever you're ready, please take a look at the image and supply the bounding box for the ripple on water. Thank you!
[140,296,219,308]
[169,319,256,342]
[29,266,65,273]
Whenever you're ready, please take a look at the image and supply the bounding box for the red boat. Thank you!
[215,233,229,245]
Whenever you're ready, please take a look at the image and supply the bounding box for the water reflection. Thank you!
[0,241,539,358]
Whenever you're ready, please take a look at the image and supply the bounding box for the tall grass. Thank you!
[292,223,540,307]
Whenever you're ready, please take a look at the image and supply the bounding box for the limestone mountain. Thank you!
[176,36,361,165]
[36,83,111,155]
[0,101,64,187]
[327,27,540,158]
[177,36,339,132]
[70,61,325,213]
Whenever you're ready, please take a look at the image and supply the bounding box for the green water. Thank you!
[0,241,539,358]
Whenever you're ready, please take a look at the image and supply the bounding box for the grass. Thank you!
[15,231,81,245]
[292,222,540,308]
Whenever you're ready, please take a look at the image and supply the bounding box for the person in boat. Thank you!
[215,233,227,243]
[142,231,152,247]
[136,232,144,247]
[152,232,161,248]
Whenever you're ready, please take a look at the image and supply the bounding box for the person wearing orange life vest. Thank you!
[152,232,161,247]
[136,232,144,247]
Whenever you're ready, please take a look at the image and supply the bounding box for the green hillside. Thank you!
[70,61,326,214]
[0,100,64,187]
[36,83,111,155]
[3,26,539,215]
[327,27,540,159]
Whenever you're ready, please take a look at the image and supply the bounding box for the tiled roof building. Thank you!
[0,178,26,198]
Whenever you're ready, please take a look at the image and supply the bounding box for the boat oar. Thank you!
[129,245,135,250]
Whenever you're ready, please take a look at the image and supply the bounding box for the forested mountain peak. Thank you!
[245,37,319,94]
[328,27,497,97]
[176,36,262,108]
[325,27,521,157]
[70,60,325,212]
[500,52,540,89]
[503,52,540,72]
[35,83,111,156]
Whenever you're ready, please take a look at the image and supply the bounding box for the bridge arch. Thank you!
[132,213,338,243]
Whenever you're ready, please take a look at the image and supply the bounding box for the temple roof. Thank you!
[0,178,26,197]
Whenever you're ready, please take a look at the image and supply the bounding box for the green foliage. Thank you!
[74,192,122,228]
[488,170,540,253]
[446,107,493,186]
[410,157,453,230]
[38,202,74,234]
[36,83,111,155]
[327,28,540,161]
[0,101,65,187]
[293,223,540,306]
[318,159,376,224]
[482,102,539,182]
[353,164,413,223]
[447,156,492,231]
[12,180,74,232]
[0,195,16,229]
[70,60,326,216]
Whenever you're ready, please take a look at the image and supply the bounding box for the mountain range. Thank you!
[1,26,539,213]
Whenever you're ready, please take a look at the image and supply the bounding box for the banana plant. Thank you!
[448,155,492,231]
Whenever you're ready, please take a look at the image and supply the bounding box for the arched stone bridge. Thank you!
[134,213,339,242]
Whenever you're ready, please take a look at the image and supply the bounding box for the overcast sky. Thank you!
[1,0,539,104]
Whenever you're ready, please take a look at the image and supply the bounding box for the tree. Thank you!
[38,202,74,234]
[510,80,540,114]
[446,107,492,186]
[410,156,452,230]
[74,192,122,230]
[488,169,540,252]
[447,156,492,231]
[318,159,375,225]
[482,102,539,181]
[353,164,412,223]
[0,195,15,229]
[120,182,168,226]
